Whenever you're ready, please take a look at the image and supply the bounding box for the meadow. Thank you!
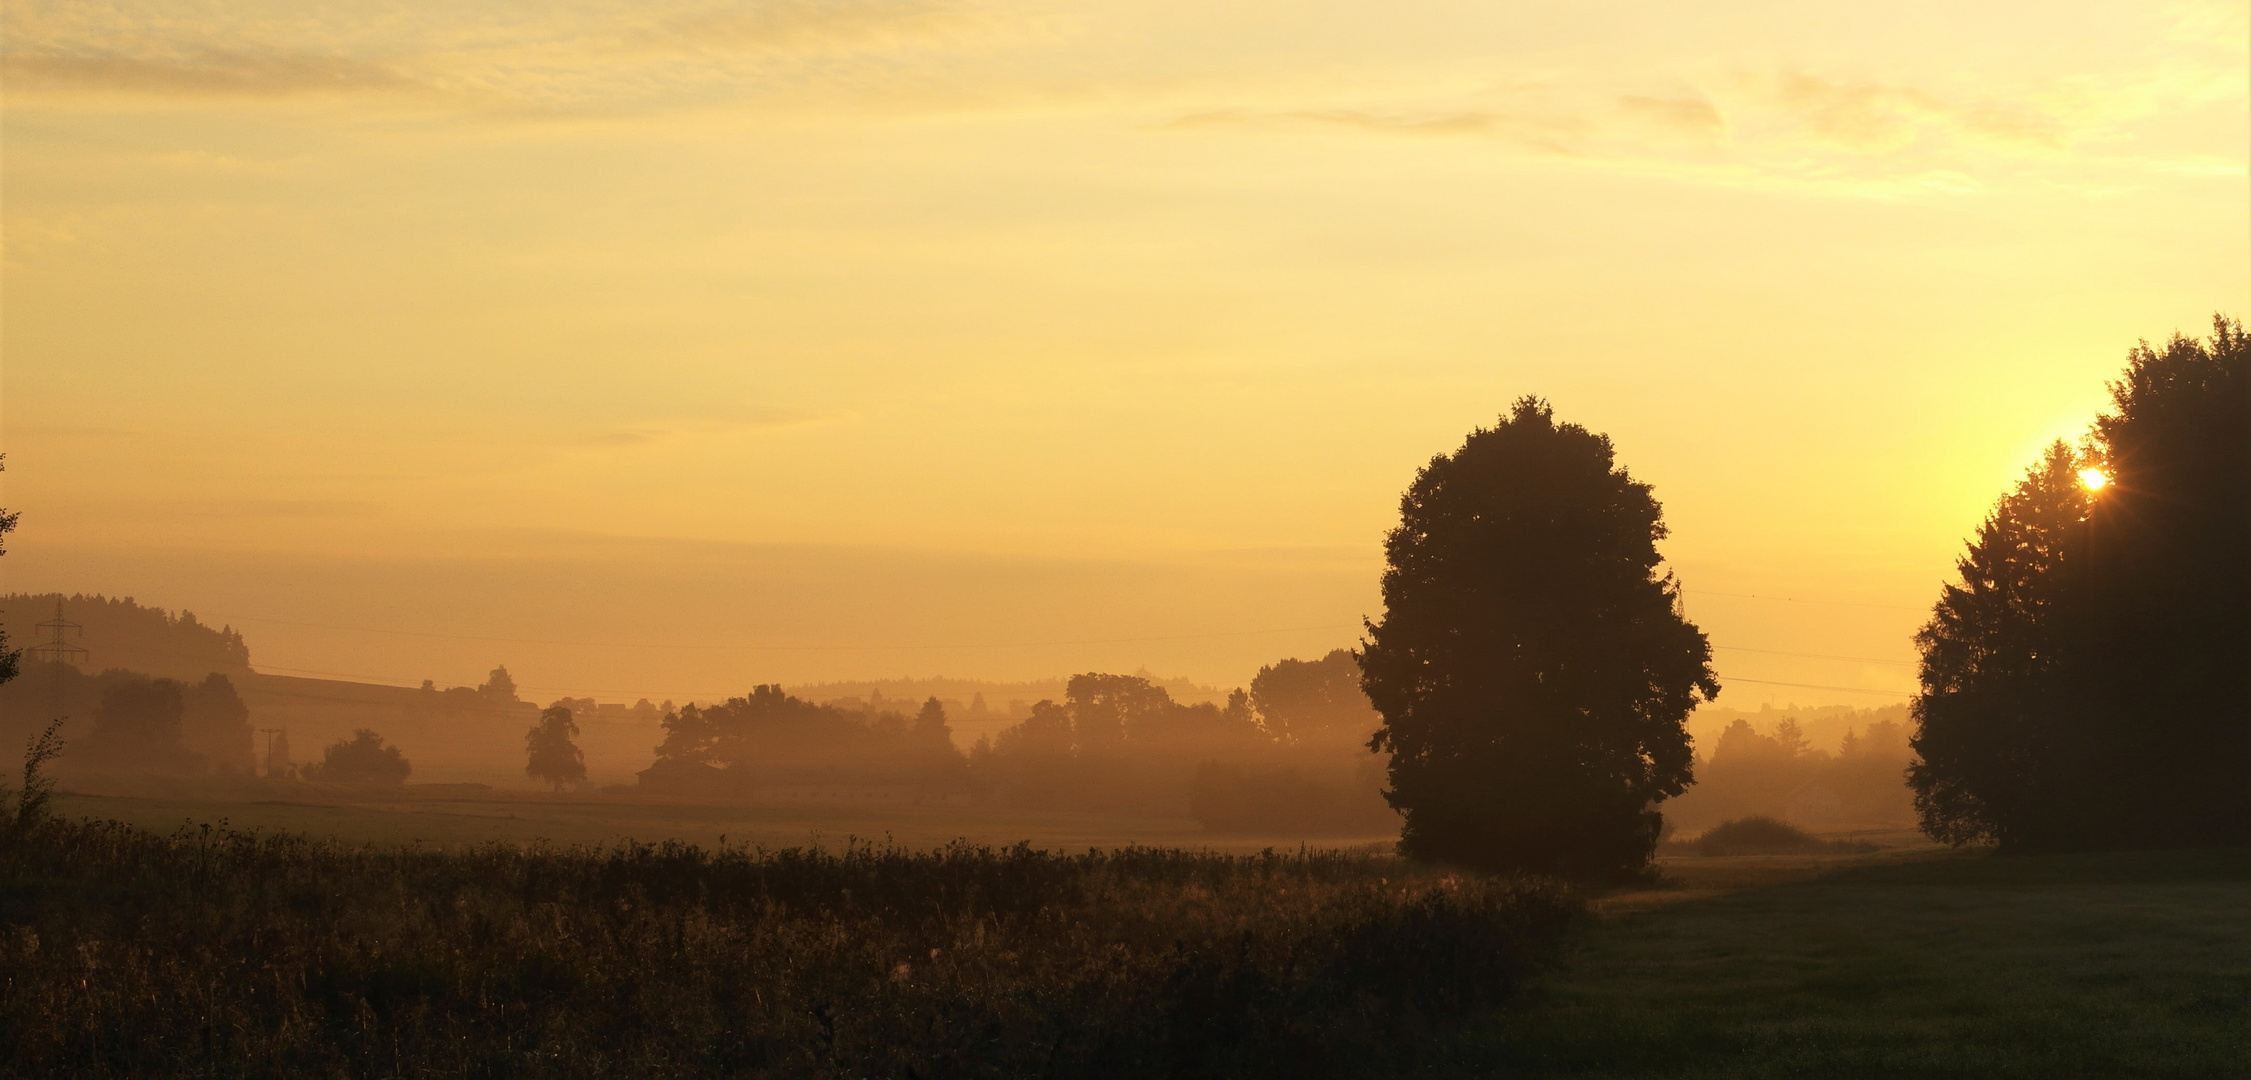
[46,786,1398,854]
[0,810,1569,1079]
[8,789,2248,1078]
[1450,845,2251,1078]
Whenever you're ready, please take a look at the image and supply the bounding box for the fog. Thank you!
[3,590,1903,842]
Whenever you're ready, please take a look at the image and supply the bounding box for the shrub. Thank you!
[301,729,410,785]
[0,820,1580,1078]
[1693,816,1875,857]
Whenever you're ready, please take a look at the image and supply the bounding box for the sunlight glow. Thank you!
[2078,468,2111,492]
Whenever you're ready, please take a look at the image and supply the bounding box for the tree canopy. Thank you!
[525,704,588,792]
[1911,317,2249,849]
[1249,649,1378,749]
[1361,397,1717,879]
[307,730,412,785]
[968,673,1265,814]
[648,685,968,790]
[1908,442,2090,846]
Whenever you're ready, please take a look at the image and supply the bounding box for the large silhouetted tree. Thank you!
[1912,317,2250,849]
[2080,318,2250,845]
[1907,442,2091,846]
[526,705,588,791]
[1361,397,1717,879]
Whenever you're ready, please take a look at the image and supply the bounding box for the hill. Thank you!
[0,593,250,682]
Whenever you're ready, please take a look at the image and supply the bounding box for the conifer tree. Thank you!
[1908,442,2091,846]
[1911,317,2249,849]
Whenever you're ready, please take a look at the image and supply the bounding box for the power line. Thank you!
[1710,644,1915,667]
[240,656,1921,709]
[246,664,847,703]
[201,610,1363,653]
[199,587,1928,660]
[37,595,1924,702]
[1686,588,1926,613]
[1716,674,1913,698]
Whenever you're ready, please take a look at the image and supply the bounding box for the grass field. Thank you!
[26,789,2251,1077]
[0,815,1570,1079]
[1441,844,2251,1079]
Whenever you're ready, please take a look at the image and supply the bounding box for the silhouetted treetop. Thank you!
[479,666,519,704]
[1362,397,1716,878]
[1250,650,1377,747]
[307,730,411,785]
[1911,316,2248,850]
[647,684,966,788]
[526,704,587,792]
[1,592,249,682]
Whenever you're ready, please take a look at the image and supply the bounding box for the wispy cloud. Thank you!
[1,0,986,111]
[1758,72,2066,152]
[649,0,969,51]
[0,0,2227,199]
[2,47,418,99]
[573,408,839,449]
[1171,108,1495,135]
[1159,64,2143,203]
[1617,94,1725,138]
[1169,104,1585,153]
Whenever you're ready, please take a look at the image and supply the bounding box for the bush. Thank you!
[301,729,410,785]
[1693,816,1875,857]
[0,820,1580,1078]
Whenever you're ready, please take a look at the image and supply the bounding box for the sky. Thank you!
[2,0,2245,706]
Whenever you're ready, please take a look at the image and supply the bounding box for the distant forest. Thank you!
[0,593,249,681]
[1662,705,1916,832]
[782,673,1231,743]
[0,594,258,776]
[1,592,1912,837]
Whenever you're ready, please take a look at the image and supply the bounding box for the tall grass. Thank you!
[0,820,1577,1078]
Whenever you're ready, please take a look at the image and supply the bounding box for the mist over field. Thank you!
[1,0,2244,1076]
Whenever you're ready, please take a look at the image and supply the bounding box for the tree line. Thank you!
[1658,710,1917,833]
[628,654,1394,833]
[1909,318,2246,851]
[1,317,2236,877]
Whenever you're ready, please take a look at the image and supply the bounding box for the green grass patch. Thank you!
[1442,846,2251,1079]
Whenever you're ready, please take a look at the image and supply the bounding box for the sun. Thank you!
[2077,467,2110,491]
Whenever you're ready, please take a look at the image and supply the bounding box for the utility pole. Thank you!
[257,727,286,778]
[26,599,87,722]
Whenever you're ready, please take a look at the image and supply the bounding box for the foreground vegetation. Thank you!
[0,819,1576,1078]
[44,785,1400,852]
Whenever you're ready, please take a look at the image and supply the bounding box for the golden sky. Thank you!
[3,0,2245,704]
